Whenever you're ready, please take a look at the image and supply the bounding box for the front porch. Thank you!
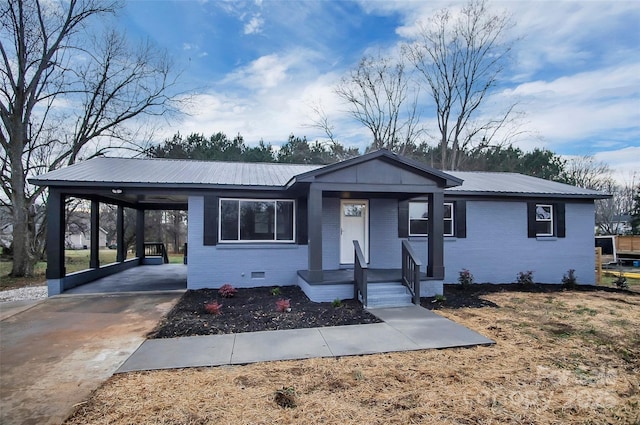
[297,267,444,307]
[298,268,429,284]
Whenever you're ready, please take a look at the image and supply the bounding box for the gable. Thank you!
[310,157,441,187]
[291,150,461,189]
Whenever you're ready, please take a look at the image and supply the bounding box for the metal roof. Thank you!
[30,156,609,199]
[30,157,321,188]
[446,171,609,199]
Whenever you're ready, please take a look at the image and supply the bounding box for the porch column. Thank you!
[136,208,145,261]
[116,205,125,262]
[46,188,66,295]
[427,191,445,279]
[90,199,100,269]
[307,184,323,282]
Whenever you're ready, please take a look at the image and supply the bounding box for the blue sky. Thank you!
[115,0,639,181]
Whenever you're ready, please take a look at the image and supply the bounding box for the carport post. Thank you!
[90,200,100,269]
[116,206,125,262]
[46,188,65,295]
[136,208,145,261]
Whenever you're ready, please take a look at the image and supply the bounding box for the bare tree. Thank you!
[562,155,612,190]
[335,53,422,155]
[404,0,515,170]
[1,0,181,277]
[560,155,637,235]
[595,175,637,235]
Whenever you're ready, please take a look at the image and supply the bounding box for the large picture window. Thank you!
[409,201,455,237]
[219,199,295,242]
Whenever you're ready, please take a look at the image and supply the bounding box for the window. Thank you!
[527,202,565,238]
[444,203,454,236]
[408,201,455,237]
[409,202,429,236]
[535,204,553,236]
[219,199,295,242]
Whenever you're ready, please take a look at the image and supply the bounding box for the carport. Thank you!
[63,264,187,294]
[30,162,190,296]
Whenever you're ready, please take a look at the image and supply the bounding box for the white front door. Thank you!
[340,199,369,264]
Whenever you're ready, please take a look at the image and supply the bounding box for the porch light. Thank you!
[111,188,123,194]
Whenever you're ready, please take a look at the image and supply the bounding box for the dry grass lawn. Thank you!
[66,290,639,424]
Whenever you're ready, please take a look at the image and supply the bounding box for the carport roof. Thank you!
[31,157,321,188]
[30,155,610,199]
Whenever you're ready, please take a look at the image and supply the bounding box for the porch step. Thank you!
[366,282,413,308]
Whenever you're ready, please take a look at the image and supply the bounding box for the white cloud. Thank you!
[243,14,264,35]
[594,147,640,185]
[495,63,640,149]
[222,54,288,91]
[165,51,358,147]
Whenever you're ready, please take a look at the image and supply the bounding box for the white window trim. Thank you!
[218,198,296,243]
[408,201,456,237]
[444,202,455,237]
[535,203,554,237]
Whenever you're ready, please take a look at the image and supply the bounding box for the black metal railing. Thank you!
[144,242,169,264]
[401,240,421,305]
[353,240,368,307]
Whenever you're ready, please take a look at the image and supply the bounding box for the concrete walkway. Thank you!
[118,305,494,373]
[0,292,181,425]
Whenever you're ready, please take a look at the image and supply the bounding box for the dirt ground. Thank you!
[65,286,639,424]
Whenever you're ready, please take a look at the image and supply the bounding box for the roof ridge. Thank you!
[98,156,322,167]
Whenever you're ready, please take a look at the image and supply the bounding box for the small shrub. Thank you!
[516,270,534,286]
[433,294,446,303]
[331,298,343,308]
[274,386,297,408]
[276,298,291,312]
[458,269,474,288]
[613,273,628,290]
[562,269,577,288]
[204,301,223,315]
[270,287,281,296]
[218,283,238,298]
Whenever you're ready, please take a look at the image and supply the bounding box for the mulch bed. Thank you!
[421,282,638,310]
[149,286,381,338]
[150,283,636,339]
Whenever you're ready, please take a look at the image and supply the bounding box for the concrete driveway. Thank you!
[0,292,181,425]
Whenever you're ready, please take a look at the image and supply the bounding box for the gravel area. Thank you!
[0,286,48,302]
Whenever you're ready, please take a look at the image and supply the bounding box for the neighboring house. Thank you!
[0,206,13,253]
[0,223,12,253]
[65,225,108,250]
[31,150,609,302]
[610,214,633,235]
